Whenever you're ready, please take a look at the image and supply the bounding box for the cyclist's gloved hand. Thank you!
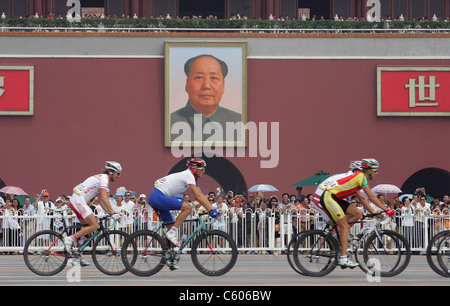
[384,209,394,217]
[110,213,121,221]
[209,209,219,218]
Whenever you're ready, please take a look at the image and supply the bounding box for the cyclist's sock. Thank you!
[68,235,76,243]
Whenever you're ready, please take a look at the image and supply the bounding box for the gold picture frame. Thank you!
[377,66,450,116]
[164,41,247,147]
[0,66,34,116]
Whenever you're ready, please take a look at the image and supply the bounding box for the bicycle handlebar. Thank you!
[362,211,391,225]
[362,212,384,218]
[192,211,221,224]
[198,211,222,218]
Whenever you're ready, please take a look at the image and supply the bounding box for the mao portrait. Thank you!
[165,41,247,147]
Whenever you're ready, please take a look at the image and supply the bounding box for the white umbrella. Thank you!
[248,184,278,193]
[0,186,28,196]
[371,184,402,194]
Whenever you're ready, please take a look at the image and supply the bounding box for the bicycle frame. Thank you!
[152,212,218,254]
[308,213,387,257]
[44,208,118,255]
[77,217,117,252]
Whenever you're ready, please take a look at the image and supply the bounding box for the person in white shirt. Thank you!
[122,191,136,231]
[34,191,56,234]
[415,194,431,246]
[212,194,229,231]
[148,158,218,246]
[401,197,414,245]
[112,196,128,229]
[64,161,122,252]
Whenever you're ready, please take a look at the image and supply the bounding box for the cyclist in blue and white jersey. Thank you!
[148,158,219,245]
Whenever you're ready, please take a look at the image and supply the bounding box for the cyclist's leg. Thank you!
[68,196,98,238]
[311,188,332,224]
[321,192,357,267]
[74,214,99,238]
[148,188,187,245]
[65,195,98,251]
[321,191,359,268]
[173,202,192,228]
[344,202,363,225]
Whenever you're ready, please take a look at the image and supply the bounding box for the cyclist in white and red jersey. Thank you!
[148,157,218,246]
[64,161,122,252]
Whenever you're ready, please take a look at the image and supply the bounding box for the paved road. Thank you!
[1,254,449,287]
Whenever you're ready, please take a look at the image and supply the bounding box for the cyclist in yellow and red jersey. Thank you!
[320,158,394,268]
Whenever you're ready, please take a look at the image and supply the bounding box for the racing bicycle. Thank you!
[288,212,411,277]
[121,211,238,277]
[23,208,135,276]
[426,230,450,277]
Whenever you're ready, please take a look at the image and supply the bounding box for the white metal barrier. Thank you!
[1,207,449,253]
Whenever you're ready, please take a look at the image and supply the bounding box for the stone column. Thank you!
[131,0,140,17]
[34,0,43,16]
[265,0,274,19]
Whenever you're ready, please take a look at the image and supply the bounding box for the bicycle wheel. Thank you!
[92,230,132,276]
[292,230,339,277]
[121,230,168,277]
[23,230,69,276]
[362,230,411,277]
[286,235,308,276]
[427,231,450,277]
[436,232,450,276]
[191,230,238,276]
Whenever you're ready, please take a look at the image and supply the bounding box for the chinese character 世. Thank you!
[0,76,5,98]
[405,75,440,108]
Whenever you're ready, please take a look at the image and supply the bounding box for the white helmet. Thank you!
[361,158,379,170]
[349,161,362,171]
[105,161,123,173]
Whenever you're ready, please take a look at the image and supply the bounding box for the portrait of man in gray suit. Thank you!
[169,54,243,143]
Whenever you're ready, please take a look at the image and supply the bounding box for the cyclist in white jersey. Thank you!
[148,157,218,246]
[64,161,122,253]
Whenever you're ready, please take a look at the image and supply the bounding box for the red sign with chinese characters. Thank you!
[0,66,34,115]
[377,67,450,116]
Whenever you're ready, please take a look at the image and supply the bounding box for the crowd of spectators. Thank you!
[1,185,449,254]
[5,11,450,22]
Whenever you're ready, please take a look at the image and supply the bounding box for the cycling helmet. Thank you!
[349,161,362,171]
[186,157,206,169]
[360,158,379,180]
[105,161,123,173]
[361,158,379,170]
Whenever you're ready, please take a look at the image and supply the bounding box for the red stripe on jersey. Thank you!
[336,171,360,185]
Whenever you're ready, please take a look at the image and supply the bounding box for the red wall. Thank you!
[1,56,449,198]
